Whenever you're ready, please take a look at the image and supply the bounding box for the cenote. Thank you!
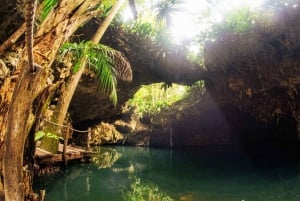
[34,143,300,201]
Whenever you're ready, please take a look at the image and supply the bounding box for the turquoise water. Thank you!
[34,144,300,201]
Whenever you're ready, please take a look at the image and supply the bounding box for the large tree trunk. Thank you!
[3,62,48,201]
[0,0,103,200]
[38,0,111,154]
[50,0,126,152]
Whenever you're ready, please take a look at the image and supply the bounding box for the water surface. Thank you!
[34,144,300,201]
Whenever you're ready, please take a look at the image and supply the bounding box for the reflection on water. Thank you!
[123,178,173,201]
[34,144,300,201]
[92,146,122,169]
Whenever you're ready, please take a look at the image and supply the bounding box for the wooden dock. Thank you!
[34,144,92,164]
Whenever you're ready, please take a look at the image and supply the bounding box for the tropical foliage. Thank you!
[128,83,187,117]
[98,0,116,17]
[34,130,63,141]
[119,0,296,65]
[153,0,184,29]
[59,41,131,105]
[124,19,156,39]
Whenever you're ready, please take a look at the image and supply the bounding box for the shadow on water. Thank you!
[243,141,300,178]
[34,143,300,201]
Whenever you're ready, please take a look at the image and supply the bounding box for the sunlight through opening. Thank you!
[170,0,266,43]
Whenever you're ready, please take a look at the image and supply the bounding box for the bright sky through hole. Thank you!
[122,0,267,54]
[170,0,266,43]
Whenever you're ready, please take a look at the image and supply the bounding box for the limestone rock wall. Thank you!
[90,122,124,145]
[70,6,300,148]
[203,8,300,134]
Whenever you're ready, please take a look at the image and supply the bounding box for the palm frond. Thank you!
[91,43,132,82]
[153,0,184,28]
[59,41,92,73]
[92,54,118,105]
[110,51,132,82]
[59,41,132,105]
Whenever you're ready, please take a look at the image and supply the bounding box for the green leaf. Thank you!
[46,132,64,140]
[41,0,58,21]
[34,131,46,141]
[35,130,64,141]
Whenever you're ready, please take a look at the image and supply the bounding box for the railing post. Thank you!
[63,124,70,168]
[87,127,91,150]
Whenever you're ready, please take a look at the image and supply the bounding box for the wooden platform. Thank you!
[34,144,92,164]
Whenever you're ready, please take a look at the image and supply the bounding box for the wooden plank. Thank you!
[67,144,91,152]
[35,147,53,158]
[35,154,62,164]
[34,145,93,164]
[58,144,82,153]
[51,154,62,162]
[36,147,53,155]
[67,153,82,160]
[66,146,84,153]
